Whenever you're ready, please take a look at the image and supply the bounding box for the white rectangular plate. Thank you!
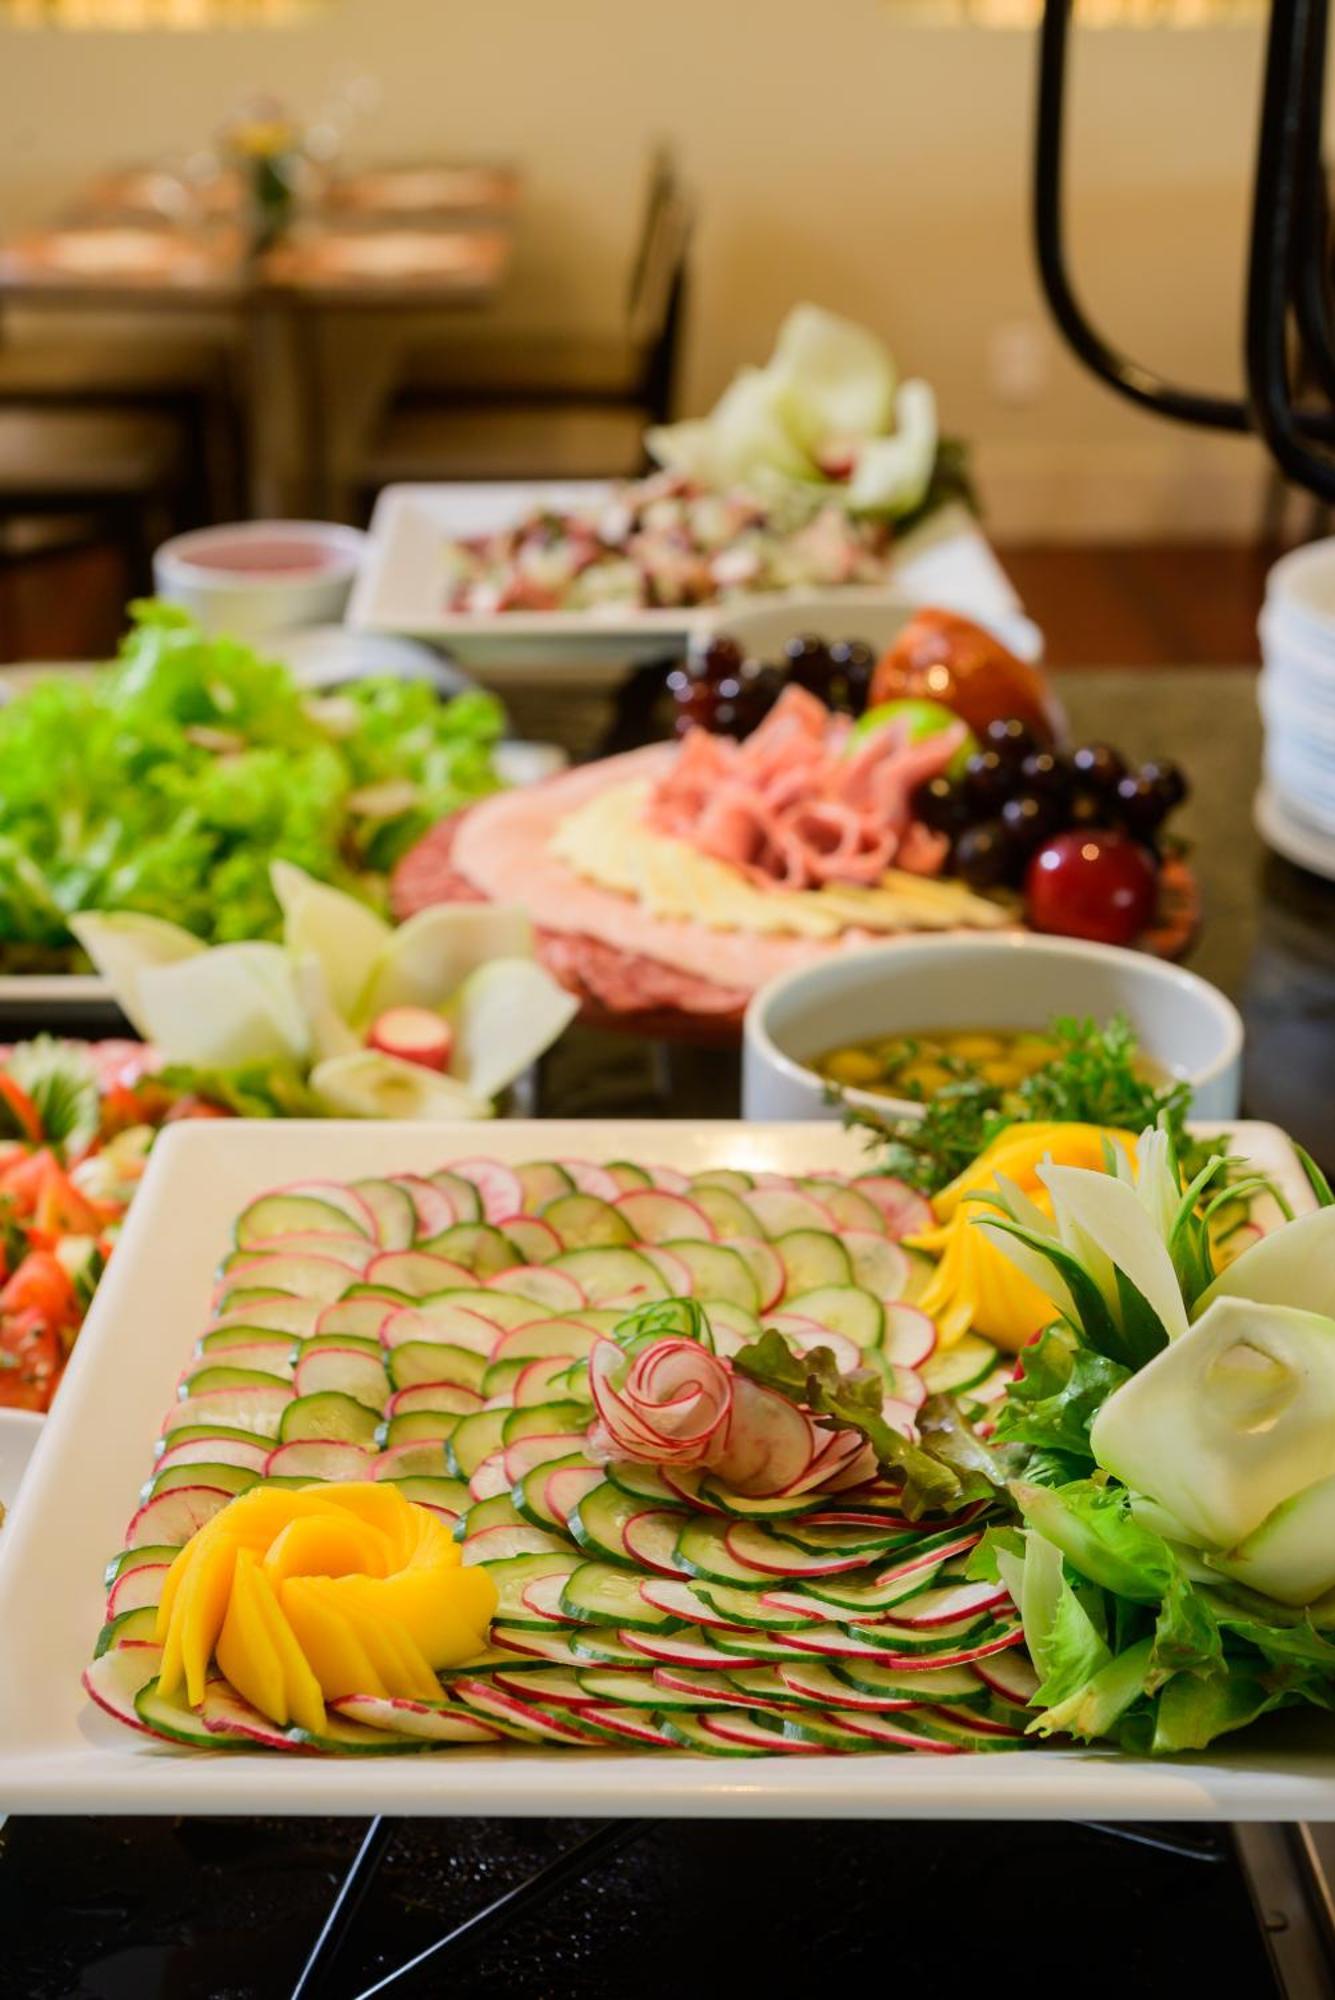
[348,483,1036,684]
[1,1116,1331,1820]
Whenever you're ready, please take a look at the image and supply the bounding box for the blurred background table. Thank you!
[0,160,519,517]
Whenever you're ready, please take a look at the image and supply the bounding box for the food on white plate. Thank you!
[74,861,578,1120]
[0,603,505,974]
[394,688,1008,1027]
[87,1151,1049,1757]
[439,306,972,617]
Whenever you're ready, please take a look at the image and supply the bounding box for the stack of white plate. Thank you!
[1256,538,1335,878]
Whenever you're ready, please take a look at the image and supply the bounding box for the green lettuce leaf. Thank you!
[1012,1479,1174,1604]
[994,1325,1130,1467]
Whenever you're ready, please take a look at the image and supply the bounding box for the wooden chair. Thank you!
[0,330,244,521]
[349,189,693,506]
[0,405,194,657]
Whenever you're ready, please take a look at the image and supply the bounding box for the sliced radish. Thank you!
[380,1304,500,1356]
[463,1522,568,1563]
[373,1440,450,1481]
[452,1678,602,1743]
[613,1190,715,1243]
[211,1297,322,1337]
[930,1701,1030,1739]
[264,1439,372,1481]
[486,1265,586,1313]
[826,1709,961,1753]
[163,1384,292,1439]
[215,1254,360,1305]
[696,1711,824,1754]
[82,1646,164,1736]
[199,1683,305,1751]
[223,1232,374,1271]
[554,1160,621,1202]
[841,1232,911,1302]
[722,1522,866,1578]
[766,1316,863,1375]
[502,1433,588,1483]
[852,1176,934,1239]
[519,1572,583,1625]
[495,1215,563,1266]
[745,1187,838,1238]
[392,1174,459,1237]
[621,1627,766,1670]
[973,1650,1040,1707]
[388,1381,485,1417]
[330,1694,501,1742]
[646,1163,690,1194]
[882,1304,937,1368]
[443,1158,525,1224]
[366,1250,475,1297]
[621,1511,692,1578]
[638,1578,731,1627]
[542,1463,603,1526]
[315,1298,392,1341]
[468,1450,511,1502]
[877,1581,1013,1630]
[636,1245,696,1296]
[580,1704,676,1747]
[107,1564,168,1617]
[293,1346,389,1407]
[125,1485,232,1548]
[512,1356,580,1406]
[367,1006,453,1072]
[155,1434,272,1476]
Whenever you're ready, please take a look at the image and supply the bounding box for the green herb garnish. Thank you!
[841,1014,1196,1194]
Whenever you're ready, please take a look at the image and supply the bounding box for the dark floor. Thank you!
[0,538,1275,668]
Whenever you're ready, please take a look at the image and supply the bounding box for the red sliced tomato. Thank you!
[0,1074,44,1147]
[0,1306,62,1412]
[2,1248,77,1330]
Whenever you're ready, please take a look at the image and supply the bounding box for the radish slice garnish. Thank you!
[366,1007,453,1073]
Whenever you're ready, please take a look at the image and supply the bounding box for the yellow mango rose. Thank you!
[911,1122,1138,1352]
[155,1482,497,1734]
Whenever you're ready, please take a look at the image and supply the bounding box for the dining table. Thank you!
[0,160,519,514]
[0,659,1332,1998]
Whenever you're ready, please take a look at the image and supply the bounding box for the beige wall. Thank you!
[0,0,1289,536]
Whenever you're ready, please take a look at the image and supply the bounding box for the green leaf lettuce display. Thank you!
[0,603,504,970]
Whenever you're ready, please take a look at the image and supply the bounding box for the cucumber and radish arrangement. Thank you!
[84,1154,1033,1757]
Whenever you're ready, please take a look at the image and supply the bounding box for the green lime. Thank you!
[850,699,977,776]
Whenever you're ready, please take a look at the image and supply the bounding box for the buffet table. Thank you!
[0,663,1331,1997]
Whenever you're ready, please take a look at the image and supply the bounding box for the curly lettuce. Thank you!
[0,603,504,967]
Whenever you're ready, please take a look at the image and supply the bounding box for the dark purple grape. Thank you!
[1018,748,1072,802]
[962,748,1013,812]
[1067,786,1105,830]
[1137,759,1188,812]
[732,660,782,737]
[687,633,744,685]
[915,774,970,835]
[783,633,832,697]
[955,818,1022,890]
[1001,792,1062,851]
[827,638,875,715]
[1070,742,1126,796]
[984,717,1037,765]
[1114,771,1171,837]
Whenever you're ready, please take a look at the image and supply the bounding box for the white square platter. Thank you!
[347,485,1039,685]
[0,1116,1331,1820]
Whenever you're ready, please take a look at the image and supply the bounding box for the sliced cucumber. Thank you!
[265,1438,372,1482]
[446,1409,507,1480]
[687,1184,761,1239]
[197,1329,297,1367]
[381,1410,460,1447]
[781,1284,884,1350]
[486,1552,583,1626]
[661,1240,760,1312]
[314,1299,394,1342]
[148,1460,258,1501]
[277,1392,380,1448]
[94,1605,160,1656]
[235,1192,371,1248]
[364,1250,474,1299]
[350,1176,417,1250]
[423,1222,520,1276]
[516,1161,574,1210]
[292,1346,390,1410]
[560,1562,679,1631]
[549,1247,668,1306]
[105,1543,178,1585]
[921,1332,1001,1395]
[692,1581,824,1631]
[387,1343,490,1396]
[567,1481,646,1564]
[541,1193,633,1249]
[488,1265,587,1314]
[775,1229,853,1294]
[135,1676,244,1750]
[675,1519,769,1588]
[181,1363,288,1397]
[428,1167,484,1223]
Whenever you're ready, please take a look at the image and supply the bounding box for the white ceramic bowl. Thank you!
[0,1408,43,1521]
[742,934,1244,1124]
[154,521,368,641]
